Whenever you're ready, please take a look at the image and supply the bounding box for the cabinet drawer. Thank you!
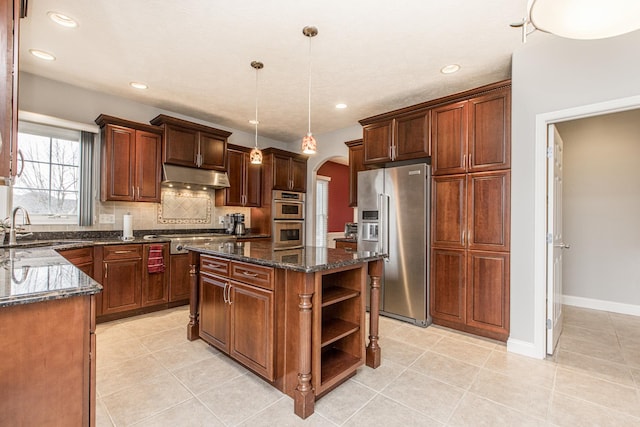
[103,244,142,260]
[230,261,273,290]
[59,247,93,265]
[201,255,230,276]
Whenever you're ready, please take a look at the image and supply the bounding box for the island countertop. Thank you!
[183,240,385,273]
[0,246,102,308]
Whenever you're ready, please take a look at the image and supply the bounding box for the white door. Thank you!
[547,125,567,355]
[315,176,329,247]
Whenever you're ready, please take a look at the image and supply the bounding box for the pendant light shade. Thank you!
[530,0,640,40]
[250,61,263,165]
[301,26,318,155]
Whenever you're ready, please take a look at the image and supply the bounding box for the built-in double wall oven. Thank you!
[272,190,305,248]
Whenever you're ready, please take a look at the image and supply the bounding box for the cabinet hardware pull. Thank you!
[114,250,134,254]
[468,153,472,169]
[104,263,108,278]
[241,271,258,277]
[463,154,466,170]
[223,283,228,303]
[228,285,233,305]
[461,230,465,245]
[137,187,140,199]
[16,149,25,177]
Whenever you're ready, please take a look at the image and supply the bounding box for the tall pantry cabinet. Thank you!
[430,83,511,341]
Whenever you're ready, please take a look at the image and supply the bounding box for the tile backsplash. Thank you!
[27,188,251,233]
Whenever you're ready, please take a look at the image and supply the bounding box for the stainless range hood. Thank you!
[162,164,230,189]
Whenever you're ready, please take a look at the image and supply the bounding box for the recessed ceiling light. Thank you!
[29,49,56,61]
[249,119,259,125]
[48,11,78,28]
[130,82,148,90]
[441,64,461,74]
[335,103,347,109]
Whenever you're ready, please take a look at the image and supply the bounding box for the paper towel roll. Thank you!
[123,213,134,240]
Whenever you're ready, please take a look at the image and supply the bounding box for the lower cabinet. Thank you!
[199,255,275,380]
[431,248,510,341]
[58,247,94,278]
[169,253,192,303]
[97,243,169,319]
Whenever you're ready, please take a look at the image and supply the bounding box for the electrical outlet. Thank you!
[219,216,225,224]
[99,214,115,224]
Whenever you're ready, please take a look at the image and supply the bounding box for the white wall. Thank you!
[511,30,640,354]
[557,111,640,306]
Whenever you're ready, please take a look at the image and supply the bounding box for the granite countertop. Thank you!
[184,241,385,273]
[0,246,102,308]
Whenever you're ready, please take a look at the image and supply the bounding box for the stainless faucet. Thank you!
[9,206,32,245]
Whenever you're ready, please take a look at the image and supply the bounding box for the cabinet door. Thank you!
[289,156,307,192]
[245,156,262,207]
[466,251,509,338]
[467,171,510,252]
[229,281,274,380]
[432,101,468,175]
[430,248,466,325]
[468,89,510,172]
[272,154,292,190]
[102,125,135,201]
[142,243,168,307]
[395,110,430,161]
[163,124,197,167]
[135,130,162,202]
[199,273,230,352]
[0,0,15,180]
[432,175,466,249]
[169,254,191,302]
[225,149,245,206]
[346,140,364,207]
[363,120,393,165]
[199,131,227,170]
[101,258,142,315]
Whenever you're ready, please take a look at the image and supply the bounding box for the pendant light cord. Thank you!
[307,35,312,135]
[255,66,259,148]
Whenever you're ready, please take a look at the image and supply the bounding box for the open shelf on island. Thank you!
[320,347,361,387]
[321,318,359,347]
[322,286,360,307]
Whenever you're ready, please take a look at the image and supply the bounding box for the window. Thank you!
[13,121,93,225]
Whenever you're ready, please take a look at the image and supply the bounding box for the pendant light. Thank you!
[301,26,318,155]
[249,61,263,164]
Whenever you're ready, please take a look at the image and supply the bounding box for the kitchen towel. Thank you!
[147,245,165,274]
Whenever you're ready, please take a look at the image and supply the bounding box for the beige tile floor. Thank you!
[96,305,640,426]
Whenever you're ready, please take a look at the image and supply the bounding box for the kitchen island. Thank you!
[184,241,385,418]
[0,246,103,426]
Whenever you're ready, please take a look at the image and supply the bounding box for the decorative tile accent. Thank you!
[158,191,211,224]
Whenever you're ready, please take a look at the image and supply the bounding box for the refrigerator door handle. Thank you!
[380,193,390,258]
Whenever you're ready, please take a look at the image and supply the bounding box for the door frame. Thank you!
[530,94,640,358]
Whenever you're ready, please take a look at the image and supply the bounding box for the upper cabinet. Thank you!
[345,139,365,207]
[361,110,430,166]
[95,115,163,203]
[0,1,18,182]
[216,144,262,207]
[263,148,307,192]
[432,87,510,175]
[150,114,230,171]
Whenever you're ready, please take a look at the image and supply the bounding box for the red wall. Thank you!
[317,161,353,232]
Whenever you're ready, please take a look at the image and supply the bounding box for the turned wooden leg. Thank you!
[187,252,200,341]
[294,292,315,418]
[366,259,383,368]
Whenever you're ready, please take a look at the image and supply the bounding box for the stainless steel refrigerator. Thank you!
[357,162,430,326]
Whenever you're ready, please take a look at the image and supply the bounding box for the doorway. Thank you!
[537,96,640,357]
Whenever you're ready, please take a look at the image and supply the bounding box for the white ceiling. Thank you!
[20,0,540,144]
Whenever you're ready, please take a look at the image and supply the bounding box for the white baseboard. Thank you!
[507,338,545,359]
[563,295,640,317]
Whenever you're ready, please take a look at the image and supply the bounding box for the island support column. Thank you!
[294,274,315,419]
[187,251,200,341]
[366,259,383,368]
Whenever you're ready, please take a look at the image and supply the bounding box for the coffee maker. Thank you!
[224,213,246,235]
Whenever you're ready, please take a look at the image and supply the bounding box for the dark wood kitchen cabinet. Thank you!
[99,244,143,315]
[345,139,365,207]
[169,253,192,303]
[360,109,430,166]
[0,0,18,182]
[432,87,510,175]
[96,115,162,203]
[58,246,95,278]
[264,148,307,192]
[142,243,169,307]
[216,144,261,207]
[150,114,231,171]
[199,255,275,380]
